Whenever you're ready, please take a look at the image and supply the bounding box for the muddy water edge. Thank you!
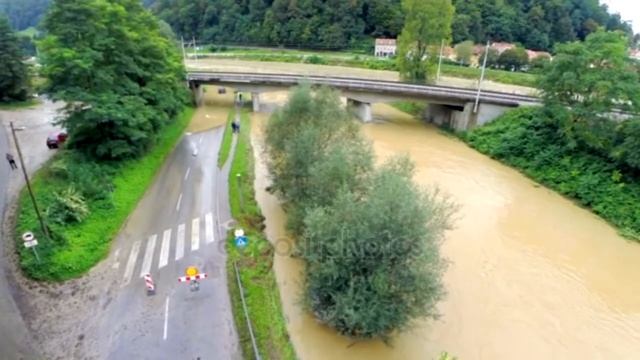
[250,95,640,359]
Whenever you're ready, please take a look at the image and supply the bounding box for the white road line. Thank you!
[112,248,121,269]
[176,193,183,212]
[184,167,191,180]
[205,212,214,244]
[139,235,157,277]
[191,217,200,251]
[163,296,170,340]
[122,240,141,286]
[175,223,185,261]
[158,229,171,269]
[198,137,203,144]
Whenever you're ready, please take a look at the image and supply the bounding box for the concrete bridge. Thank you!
[187,71,540,130]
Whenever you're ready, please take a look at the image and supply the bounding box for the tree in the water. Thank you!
[39,0,187,160]
[0,15,29,102]
[265,85,454,339]
[301,157,453,339]
[397,0,453,82]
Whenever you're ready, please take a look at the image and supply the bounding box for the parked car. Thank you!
[46,131,67,149]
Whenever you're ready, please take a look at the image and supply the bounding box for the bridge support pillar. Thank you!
[252,92,260,112]
[347,98,372,123]
[190,83,204,107]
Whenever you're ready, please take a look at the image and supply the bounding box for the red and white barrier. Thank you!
[178,273,208,282]
[144,273,155,293]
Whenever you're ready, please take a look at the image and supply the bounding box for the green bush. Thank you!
[463,107,640,240]
[305,54,327,64]
[46,187,89,225]
[265,86,452,339]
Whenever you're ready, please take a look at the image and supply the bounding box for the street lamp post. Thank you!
[10,122,50,241]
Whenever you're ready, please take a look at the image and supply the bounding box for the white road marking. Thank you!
[158,229,171,269]
[198,137,203,144]
[139,235,157,277]
[191,217,200,251]
[122,240,141,286]
[112,248,121,269]
[184,167,191,180]
[205,212,214,244]
[176,193,183,212]
[163,296,170,340]
[175,223,185,261]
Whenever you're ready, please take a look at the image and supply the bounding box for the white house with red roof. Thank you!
[374,38,397,58]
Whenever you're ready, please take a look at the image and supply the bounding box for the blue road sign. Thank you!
[235,235,248,248]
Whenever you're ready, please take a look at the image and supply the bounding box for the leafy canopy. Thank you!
[0,15,30,102]
[539,30,640,152]
[397,0,453,82]
[40,0,188,160]
[265,85,453,339]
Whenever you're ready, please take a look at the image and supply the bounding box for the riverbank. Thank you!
[224,109,296,360]
[15,108,194,280]
[462,107,640,241]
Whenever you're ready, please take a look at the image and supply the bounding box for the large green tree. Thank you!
[40,0,188,160]
[0,16,29,102]
[397,0,453,82]
[265,85,453,339]
[540,30,640,152]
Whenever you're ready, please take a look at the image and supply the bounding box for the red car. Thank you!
[46,131,67,149]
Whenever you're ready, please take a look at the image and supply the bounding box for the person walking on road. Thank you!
[6,153,17,170]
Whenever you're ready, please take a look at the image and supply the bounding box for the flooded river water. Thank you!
[250,95,640,359]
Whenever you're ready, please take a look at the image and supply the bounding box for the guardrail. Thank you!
[187,71,541,106]
[233,260,261,360]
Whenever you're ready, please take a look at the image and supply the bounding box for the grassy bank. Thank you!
[462,107,640,241]
[225,110,296,359]
[198,48,537,88]
[15,108,194,280]
[391,101,427,117]
[0,98,40,110]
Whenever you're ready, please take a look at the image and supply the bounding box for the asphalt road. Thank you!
[90,127,240,359]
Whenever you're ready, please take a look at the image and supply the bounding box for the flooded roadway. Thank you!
[250,94,640,359]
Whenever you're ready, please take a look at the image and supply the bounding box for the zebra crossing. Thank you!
[119,212,217,287]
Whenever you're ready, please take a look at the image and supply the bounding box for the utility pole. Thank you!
[192,37,197,63]
[436,39,445,82]
[474,40,490,113]
[181,36,186,63]
[10,122,50,241]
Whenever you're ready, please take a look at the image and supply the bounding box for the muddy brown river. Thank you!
[250,95,640,359]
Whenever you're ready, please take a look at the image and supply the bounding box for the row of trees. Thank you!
[265,85,454,339]
[40,0,188,160]
[0,16,30,102]
[453,41,551,72]
[147,0,633,51]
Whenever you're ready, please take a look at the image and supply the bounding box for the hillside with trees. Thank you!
[150,0,632,51]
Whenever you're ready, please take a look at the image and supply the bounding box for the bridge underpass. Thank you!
[187,72,540,130]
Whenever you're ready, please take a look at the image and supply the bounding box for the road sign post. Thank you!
[22,232,40,263]
[234,228,248,249]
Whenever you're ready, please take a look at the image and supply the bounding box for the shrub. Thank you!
[46,186,90,225]
[305,54,327,64]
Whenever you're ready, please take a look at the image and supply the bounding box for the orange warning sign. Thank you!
[186,266,198,277]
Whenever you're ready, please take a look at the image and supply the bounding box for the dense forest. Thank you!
[150,0,633,50]
[0,0,633,51]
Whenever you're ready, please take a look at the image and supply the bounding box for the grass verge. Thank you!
[390,101,427,117]
[15,108,194,280]
[217,108,234,168]
[225,109,296,359]
[0,98,40,110]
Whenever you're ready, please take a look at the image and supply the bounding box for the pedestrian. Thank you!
[6,153,17,170]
